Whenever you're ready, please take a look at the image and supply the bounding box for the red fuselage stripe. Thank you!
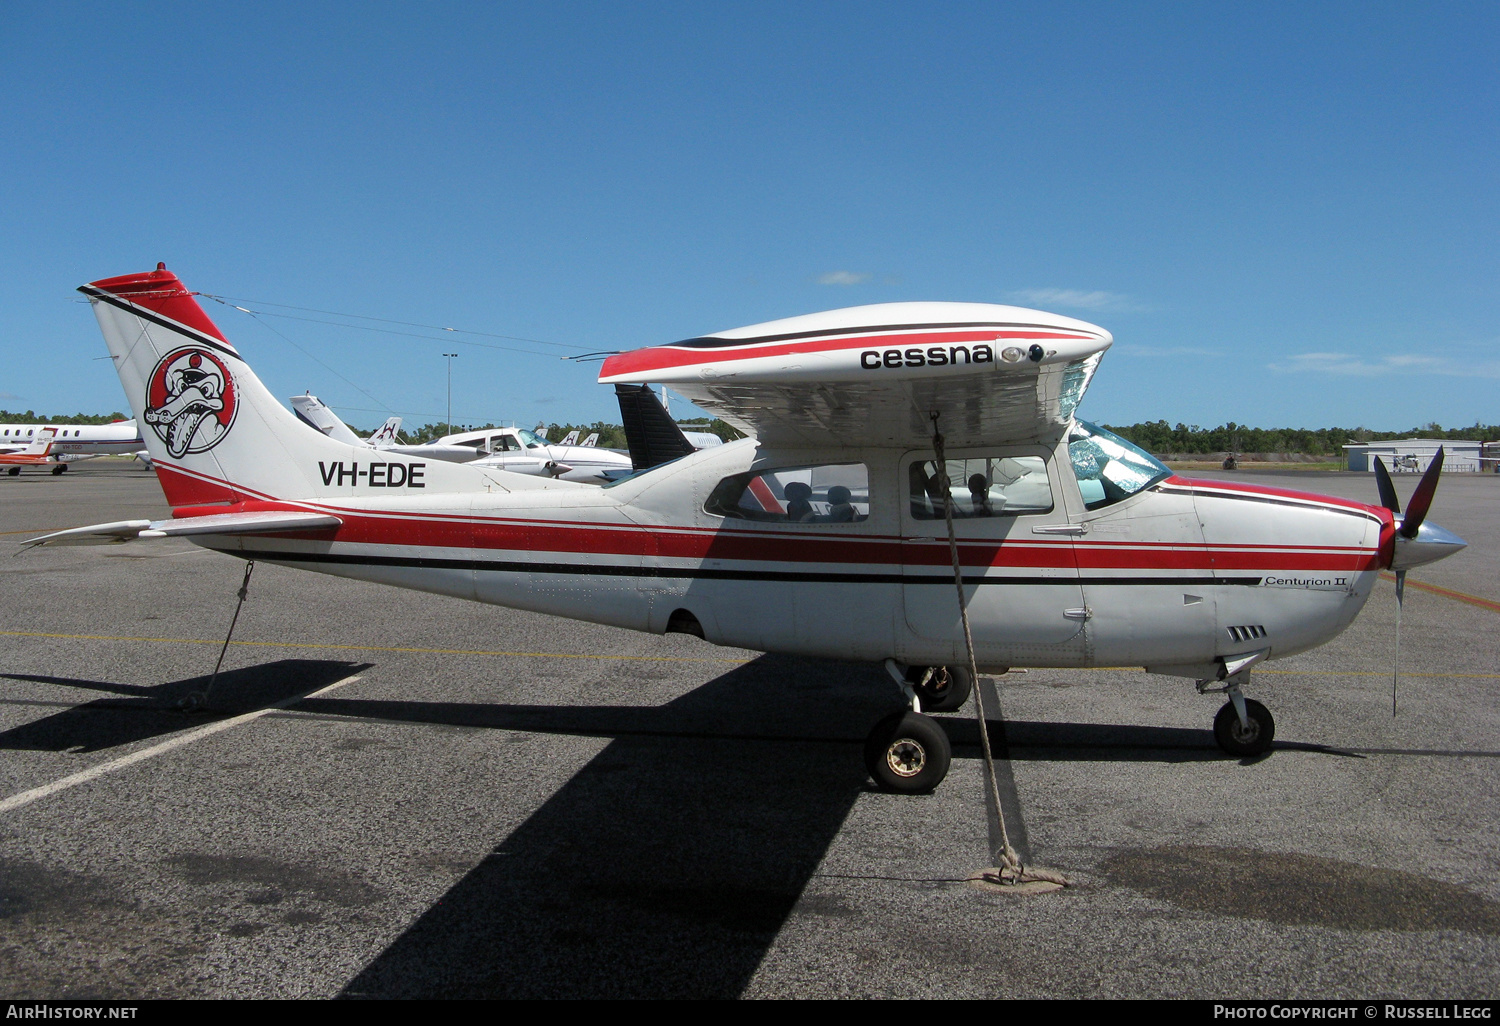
[600,329,1093,378]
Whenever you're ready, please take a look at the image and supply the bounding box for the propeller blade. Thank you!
[1400,446,1444,539]
[1392,568,1406,716]
[1373,456,1400,514]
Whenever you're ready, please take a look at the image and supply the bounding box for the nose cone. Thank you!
[1391,521,1468,572]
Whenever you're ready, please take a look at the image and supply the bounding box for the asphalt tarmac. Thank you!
[1,459,1497,999]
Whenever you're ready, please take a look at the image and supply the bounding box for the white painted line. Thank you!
[0,674,362,815]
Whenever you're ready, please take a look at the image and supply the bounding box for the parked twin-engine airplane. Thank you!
[26,265,1467,792]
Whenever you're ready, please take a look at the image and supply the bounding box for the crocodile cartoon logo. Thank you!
[143,348,238,458]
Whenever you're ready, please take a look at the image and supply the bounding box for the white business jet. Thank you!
[0,419,143,462]
[26,265,1466,794]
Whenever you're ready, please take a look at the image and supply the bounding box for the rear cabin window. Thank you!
[705,463,870,524]
[908,456,1053,519]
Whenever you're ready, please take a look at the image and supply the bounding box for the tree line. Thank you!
[0,410,130,425]
[11,407,1493,456]
[1101,420,1500,456]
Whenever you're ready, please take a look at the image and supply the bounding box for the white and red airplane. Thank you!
[0,419,143,459]
[25,265,1467,793]
[0,427,65,475]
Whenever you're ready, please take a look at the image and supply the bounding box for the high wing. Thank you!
[597,302,1112,448]
[22,510,342,548]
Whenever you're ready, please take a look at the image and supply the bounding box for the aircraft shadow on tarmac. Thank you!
[327,654,1346,1000]
[335,653,890,1000]
[0,660,371,754]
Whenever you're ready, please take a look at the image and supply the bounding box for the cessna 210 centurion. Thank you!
[25,265,1466,793]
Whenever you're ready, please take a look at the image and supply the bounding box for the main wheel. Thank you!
[864,711,952,793]
[1213,699,1275,756]
[50,464,65,475]
[6,467,18,476]
[910,665,973,713]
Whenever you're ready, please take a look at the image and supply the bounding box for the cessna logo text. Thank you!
[143,348,238,457]
[317,461,425,488]
[861,345,995,369]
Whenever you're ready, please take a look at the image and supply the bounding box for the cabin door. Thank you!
[900,448,1087,659]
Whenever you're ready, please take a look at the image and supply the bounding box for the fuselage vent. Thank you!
[1227,624,1268,643]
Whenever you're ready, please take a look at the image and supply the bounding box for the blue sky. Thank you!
[1,2,1495,431]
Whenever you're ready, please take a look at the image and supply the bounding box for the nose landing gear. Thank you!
[1213,697,1275,756]
[1197,650,1276,757]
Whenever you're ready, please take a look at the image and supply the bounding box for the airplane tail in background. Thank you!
[368,417,403,448]
[614,384,695,472]
[81,265,488,507]
[21,428,58,456]
[289,394,364,446]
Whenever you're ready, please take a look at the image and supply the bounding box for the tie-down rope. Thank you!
[931,412,1067,889]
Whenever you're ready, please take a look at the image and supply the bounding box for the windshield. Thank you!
[517,428,546,449]
[1068,420,1172,510]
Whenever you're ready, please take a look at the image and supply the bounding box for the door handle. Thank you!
[1032,524,1088,535]
[1063,607,1093,620]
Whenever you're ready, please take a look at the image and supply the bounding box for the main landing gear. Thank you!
[864,661,966,793]
[1198,652,1276,757]
[50,464,67,475]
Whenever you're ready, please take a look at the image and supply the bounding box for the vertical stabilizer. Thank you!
[81,265,488,507]
[289,394,365,446]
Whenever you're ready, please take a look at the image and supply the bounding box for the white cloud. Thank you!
[1002,288,1144,312]
[816,271,872,286]
[0,391,21,400]
[1269,351,1500,378]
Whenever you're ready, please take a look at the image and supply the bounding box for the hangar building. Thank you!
[1342,438,1489,473]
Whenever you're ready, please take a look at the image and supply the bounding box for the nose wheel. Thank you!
[864,710,952,793]
[1213,698,1275,756]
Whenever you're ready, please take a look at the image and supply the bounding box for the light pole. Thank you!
[442,353,458,431]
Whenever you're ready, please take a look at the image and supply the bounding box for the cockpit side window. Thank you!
[705,463,869,524]
[1068,419,1172,510]
[907,455,1053,519]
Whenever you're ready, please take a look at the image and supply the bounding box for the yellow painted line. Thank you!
[0,629,748,664]
[1380,572,1500,615]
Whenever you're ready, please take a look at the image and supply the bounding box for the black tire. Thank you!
[6,467,18,476]
[50,465,65,475]
[909,665,973,713]
[1214,699,1275,756]
[864,711,952,794]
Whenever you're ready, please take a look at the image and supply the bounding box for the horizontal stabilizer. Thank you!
[23,511,342,548]
[20,520,153,547]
